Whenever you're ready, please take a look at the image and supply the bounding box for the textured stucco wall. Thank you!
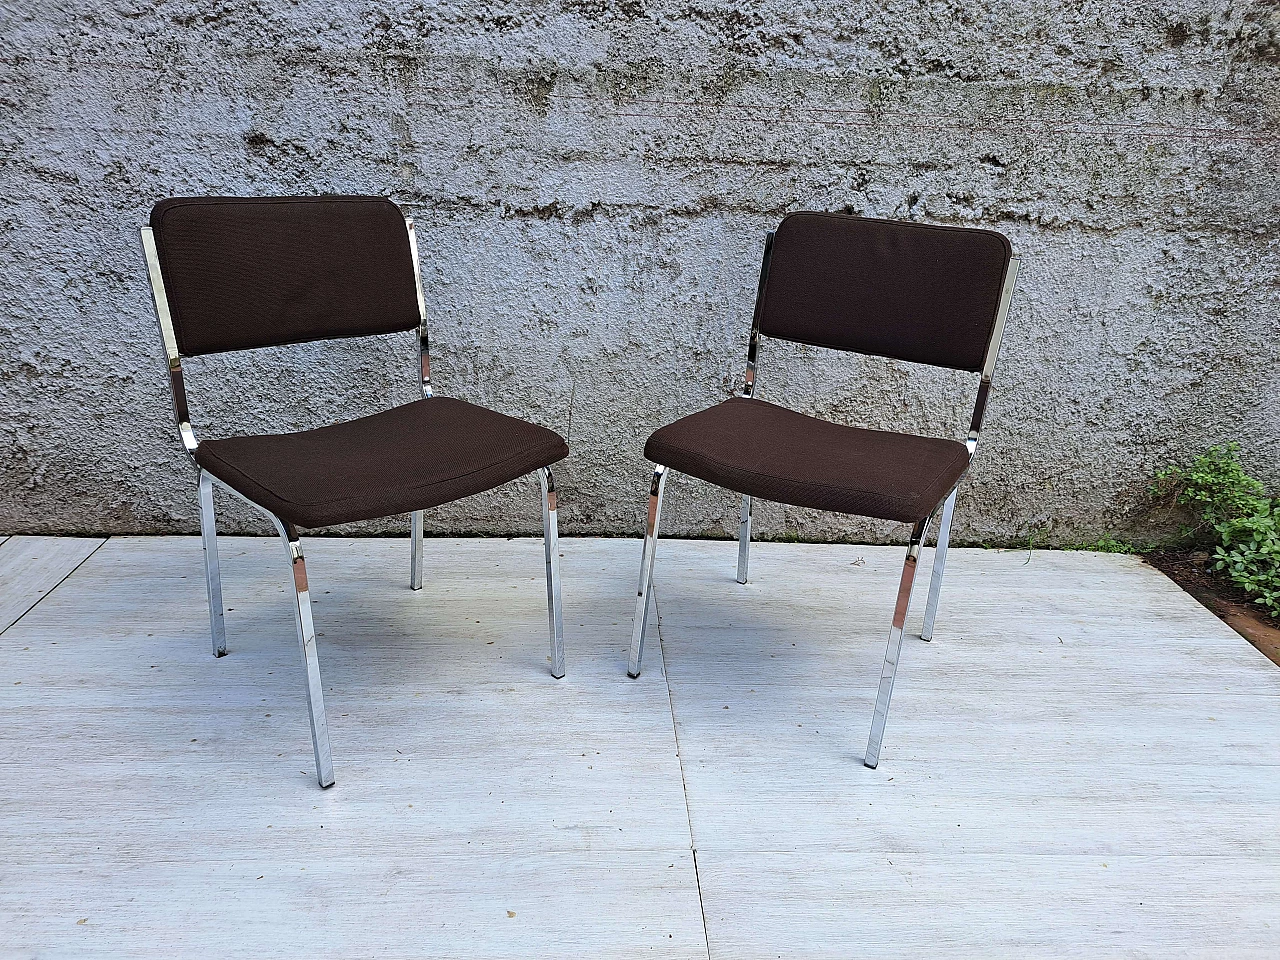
[2,1,1278,544]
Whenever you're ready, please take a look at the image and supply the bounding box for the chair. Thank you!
[140,196,569,788]
[628,212,1020,768]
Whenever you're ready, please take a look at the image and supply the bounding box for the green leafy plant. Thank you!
[1154,444,1280,618]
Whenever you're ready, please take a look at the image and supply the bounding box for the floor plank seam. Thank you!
[656,584,715,960]
[0,536,110,638]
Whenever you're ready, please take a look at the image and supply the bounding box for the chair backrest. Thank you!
[149,196,421,356]
[757,212,1013,373]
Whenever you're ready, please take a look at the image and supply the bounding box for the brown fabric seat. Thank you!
[645,397,970,524]
[196,397,568,529]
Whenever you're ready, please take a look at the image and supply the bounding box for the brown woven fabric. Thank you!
[151,196,421,356]
[645,397,969,523]
[196,398,568,529]
[759,212,1012,372]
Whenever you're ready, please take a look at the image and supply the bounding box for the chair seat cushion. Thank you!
[644,397,969,524]
[196,397,568,529]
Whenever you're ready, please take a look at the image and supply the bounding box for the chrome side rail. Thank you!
[197,470,227,657]
[920,485,958,641]
[736,495,752,584]
[922,254,1021,641]
[202,473,336,788]
[410,509,424,590]
[628,466,669,677]
[539,467,566,678]
[864,514,931,769]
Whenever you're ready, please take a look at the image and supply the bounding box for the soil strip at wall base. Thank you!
[1145,551,1280,669]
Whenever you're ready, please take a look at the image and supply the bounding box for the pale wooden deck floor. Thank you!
[2,534,1278,958]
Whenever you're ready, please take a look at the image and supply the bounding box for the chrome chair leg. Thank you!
[538,467,566,679]
[864,516,929,769]
[197,469,227,657]
[275,524,335,788]
[628,466,668,677]
[410,509,424,590]
[736,494,752,584]
[921,487,958,641]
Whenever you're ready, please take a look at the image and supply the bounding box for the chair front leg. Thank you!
[628,466,668,677]
[197,469,227,657]
[538,468,566,679]
[920,487,958,641]
[273,523,335,788]
[736,494,752,584]
[410,509,424,591]
[864,516,930,769]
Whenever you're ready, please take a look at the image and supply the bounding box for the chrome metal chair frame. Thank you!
[141,216,566,789]
[628,228,1020,769]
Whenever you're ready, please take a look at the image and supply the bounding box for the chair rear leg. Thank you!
[921,487,958,641]
[864,517,929,769]
[410,509,424,590]
[736,494,752,584]
[197,470,227,657]
[538,468,566,679]
[277,526,335,788]
[628,466,668,677]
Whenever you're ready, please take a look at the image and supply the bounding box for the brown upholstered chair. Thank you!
[628,212,1020,768]
[141,196,569,788]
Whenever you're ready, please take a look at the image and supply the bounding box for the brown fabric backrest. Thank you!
[150,196,421,356]
[757,212,1012,372]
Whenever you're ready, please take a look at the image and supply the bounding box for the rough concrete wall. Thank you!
[2,1,1278,544]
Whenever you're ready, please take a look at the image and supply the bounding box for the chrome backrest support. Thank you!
[405,217,433,399]
[741,230,775,398]
[140,225,198,454]
[966,254,1020,454]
